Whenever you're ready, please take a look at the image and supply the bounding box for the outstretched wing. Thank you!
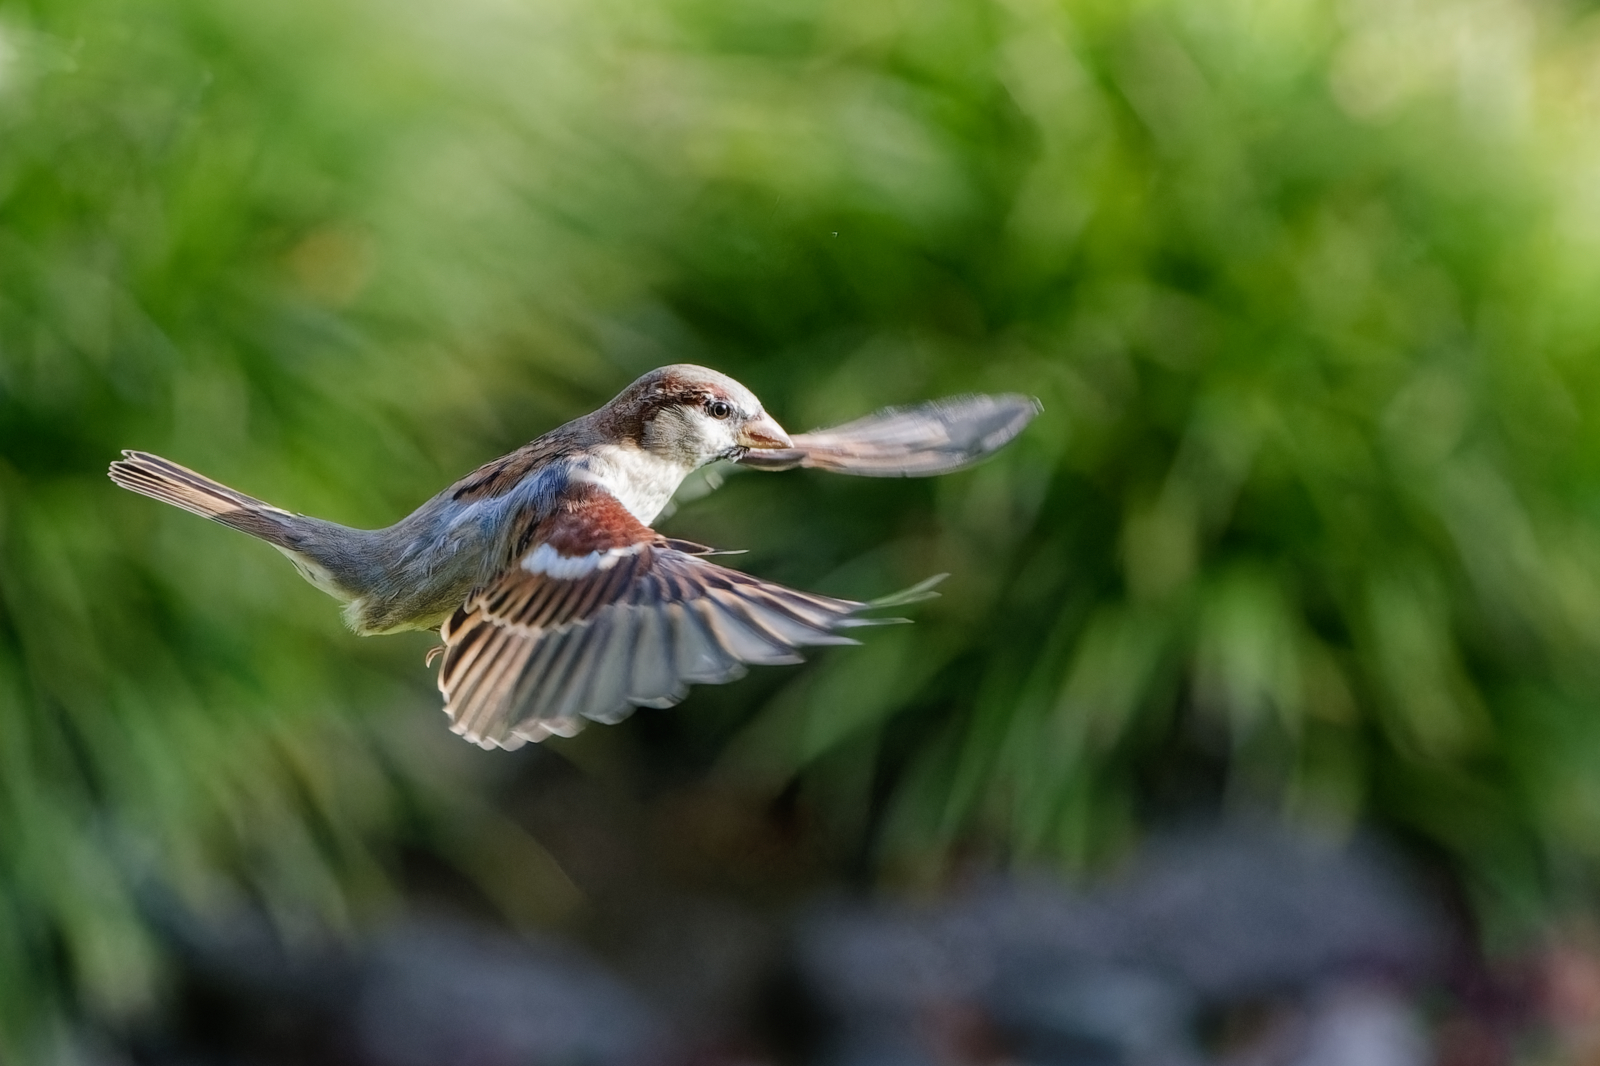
[436,489,872,750]
[735,393,1040,477]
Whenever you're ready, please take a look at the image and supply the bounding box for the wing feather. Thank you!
[548,621,613,726]
[709,587,856,650]
[499,626,578,739]
[451,632,535,744]
[625,607,684,709]
[734,393,1039,476]
[697,596,802,666]
[434,486,910,748]
[520,625,592,733]
[582,611,637,725]
[668,599,746,684]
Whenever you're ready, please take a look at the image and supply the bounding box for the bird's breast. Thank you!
[568,445,690,525]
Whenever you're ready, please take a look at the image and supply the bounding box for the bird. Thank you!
[109,365,1038,749]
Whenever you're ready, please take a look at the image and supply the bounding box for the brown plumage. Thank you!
[437,490,868,747]
[109,365,1038,748]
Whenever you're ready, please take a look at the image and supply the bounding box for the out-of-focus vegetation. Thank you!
[6,0,1600,1045]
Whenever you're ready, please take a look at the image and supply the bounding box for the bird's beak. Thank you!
[737,412,792,450]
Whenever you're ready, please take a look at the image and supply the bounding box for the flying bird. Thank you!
[110,366,1037,749]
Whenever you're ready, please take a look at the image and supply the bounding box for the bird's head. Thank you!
[601,365,791,468]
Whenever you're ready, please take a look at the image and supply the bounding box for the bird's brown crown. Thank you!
[595,364,760,441]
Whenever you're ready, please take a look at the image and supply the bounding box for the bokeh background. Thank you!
[7,0,1600,1060]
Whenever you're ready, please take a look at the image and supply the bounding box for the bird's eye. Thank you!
[707,400,733,420]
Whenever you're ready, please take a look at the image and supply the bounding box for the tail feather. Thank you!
[109,450,299,548]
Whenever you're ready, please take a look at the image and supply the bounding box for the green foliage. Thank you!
[5,0,1600,1041]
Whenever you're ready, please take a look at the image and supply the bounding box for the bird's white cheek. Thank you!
[693,414,739,460]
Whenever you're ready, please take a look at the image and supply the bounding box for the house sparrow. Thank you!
[110,365,1037,749]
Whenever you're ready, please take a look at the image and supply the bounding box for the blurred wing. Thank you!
[736,393,1040,476]
[436,492,870,750]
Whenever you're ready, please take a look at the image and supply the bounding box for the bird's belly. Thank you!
[337,513,497,635]
[343,572,479,635]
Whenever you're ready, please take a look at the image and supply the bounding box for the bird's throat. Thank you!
[569,444,693,526]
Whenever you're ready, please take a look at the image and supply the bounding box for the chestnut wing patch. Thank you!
[435,494,869,750]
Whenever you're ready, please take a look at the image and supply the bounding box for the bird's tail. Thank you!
[109,450,303,550]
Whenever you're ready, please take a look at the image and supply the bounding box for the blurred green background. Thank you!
[5,0,1600,1048]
